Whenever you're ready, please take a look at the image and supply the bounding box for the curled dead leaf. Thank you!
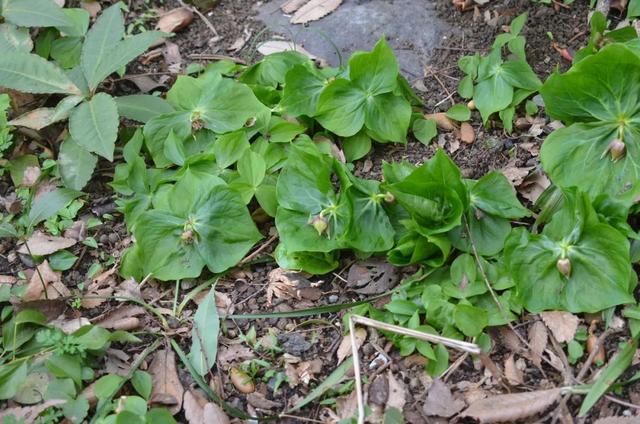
[156,7,194,33]
[24,260,66,301]
[230,367,255,394]
[18,231,76,256]
[461,388,561,423]
[504,354,524,386]
[540,311,579,343]
[184,389,230,424]
[0,400,65,422]
[290,0,342,24]
[347,260,399,295]
[423,379,465,418]
[587,322,606,365]
[527,320,548,369]
[424,112,455,131]
[337,327,367,364]
[149,349,185,415]
[281,0,308,13]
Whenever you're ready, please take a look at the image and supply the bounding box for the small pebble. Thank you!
[328,294,339,303]
[108,233,119,243]
[99,234,109,245]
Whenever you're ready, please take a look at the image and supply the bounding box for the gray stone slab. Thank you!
[256,0,451,78]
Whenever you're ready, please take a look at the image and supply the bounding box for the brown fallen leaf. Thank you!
[291,0,342,24]
[386,371,406,411]
[540,311,579,343]
[267,268,321,305]
[368,374,389,406]
[217,343,256,367]
[461,388,562,423]
[0,275,17,284]
[24,261,66,301]
[336,390,358,420]
[256,40,325,65]
[0,400,65,422]
[336,327,367,364]
[93,305,146,329]
[587,321,606,365]
[423,379,465,417]
[156,7,194,33]
[18,231,76,256]
[297,359,323,385]
[501,165,534,187]
[281,0,308,13]
[9,109,58,131]
[230,367,255,394]
[149,349,184,415]
[527,320,548,369]
[247,392,282,410]
[227,26,252,53]
[460,122,475,144]
[347,259,399,295]
[504,354,524,386]
[183,389,230,424]
[594,417,640,424]
[424,112,455,131]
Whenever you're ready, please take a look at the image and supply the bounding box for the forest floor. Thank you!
[5,0,640,422]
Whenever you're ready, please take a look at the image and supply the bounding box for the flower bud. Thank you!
[384,192,395,203]
[181,229,194,243]
[309,215,328,236]
[556,258,571,278]
[607,139,626,161]
[467,100,476,110]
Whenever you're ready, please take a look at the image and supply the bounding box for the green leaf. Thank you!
[128,174,261,280]
[0,23,33,54]
[445,104,471,122]
[49,250,78,271]
[90,30,166,89]
[0,361,27,400]
[28,188,82,228]
[0,52,81,95]
[132,370,152,400]
[540,44,640,197]
[473,72,513,123]
[364,92,411,142]
[8,154,38,186]
[62,395,89,424]
[69,93,119,161]
[316,79,366,137]
[349,37,398,95]
[274,244,340,274]
[46,354,82,385]
[94,374,125,399]
[500,60,542,91]
[509,12,527,36]
[454,304,488,337]
[57,8,90,37]
[579,337,637,416]
[2,0,69,27]
[506,189,634,312]
[280,63,327,117]
[629,0,640,17]
[58,136,97,190]
[115,95,175,123]
[80,3,124,90]
[237,151,266,188]
[413,118,437,145]
[470,172,530,219]
[188,288,220,376]
[10,95,83,130]
[344,180,395,253]
[213,130,249,169]
[240,51,309,88]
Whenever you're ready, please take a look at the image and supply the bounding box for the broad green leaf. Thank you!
[509,12,527,36]
[0,52,81,95]
[445,104,471,122]
[0,360,28,400]
[91,30,165,89]
[280,63,327,117]
[579,337,637,416]
[470,172,530,219]
[80,3,124,90]
[56,8,90,37]
[8,154,38,186]
[0,223,18,238]
[166,73,268,134]
[344,180,395,253]
[240,51,309,88]
[49,250,78,271]
[237,151,266,188]
[213,129,249,169]
[0,23,32,54]
[506,189,634,312]
[449,210,512,257]
[132,371,152,400]
[58,136,97,190]
[473,73,513,123]
[500,60,542,91]
[540,44,640,197]
[343,131,372,161]
[454,304,488,337]
[316,79,366,137]
[262,116,305,143]
[388,231,451,267]
[69,93,119,161]
[46,354,82,385]
[94,374,124,399]
[413,118,437,145]
[349,37,398,95]
[50,36,82,69]
[2,0,69,27]
[364,92,411,142]
[274,244,340,274]
[188,288,220,376]
[629,0,640,17]
[62,395,89,424]
[28,188,82,228]
[115,95,175,123]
